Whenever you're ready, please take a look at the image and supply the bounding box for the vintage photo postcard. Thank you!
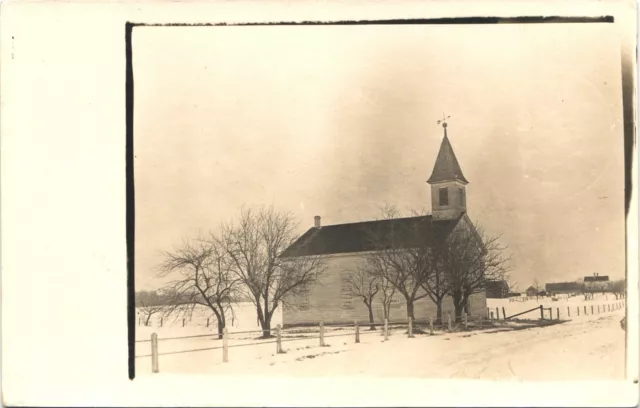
[1,0,638,407]
[131,14,634,382]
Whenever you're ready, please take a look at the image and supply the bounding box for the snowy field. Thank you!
[135,294,626,379]
[136,302,282,338]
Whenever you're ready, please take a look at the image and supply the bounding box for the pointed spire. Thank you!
[427,122,468,184]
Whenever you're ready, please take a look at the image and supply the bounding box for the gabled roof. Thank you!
[281,214,463,258]
[427,132,469,184]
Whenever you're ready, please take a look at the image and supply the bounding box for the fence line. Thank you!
[138,300,625,372]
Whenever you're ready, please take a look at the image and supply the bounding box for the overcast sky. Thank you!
[133,22,625,292]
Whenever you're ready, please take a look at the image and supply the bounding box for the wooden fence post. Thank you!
[463,312,468,330]
[495,307,500,320]
[429,317,434,335]
[577,306,580,316]
[182,318,185,327]
[138,317,141,326]
[597,305,600,314]
[151,333,159,373]
[556,308,560,320]
[448,312,452,331]
[160,317,163,327]
[222,327,228,362]
[408,317,414,338]
[206,318,209,328]
[276,324,283,354]
[383,319,389,341]
[490,311,494,320]
[584,306,587,315]
[486,307,490,319]
[567,307,570,317]
[540,305,544,320]
[355,321,360,343]
[502,307,506,321]
[319,322,325,347]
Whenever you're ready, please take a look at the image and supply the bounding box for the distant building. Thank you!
[486,280,509,298]
[545,281,583,295]
[525,286,538,297]
[584,275,609,283]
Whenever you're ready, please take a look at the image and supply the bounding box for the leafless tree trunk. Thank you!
[378,274,396,324]
[421,257,448,325]
[532,278,542,301]
[157,238,240,339]
[216,206,326,338]
[440,223,511,322]
[346,266,380,330]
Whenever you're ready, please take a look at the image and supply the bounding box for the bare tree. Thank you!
[346,266,380,330]
[611,279,626,299]
[441,224,511,322]
[532,278,542,300]
[158,237,240,339]
[136,290,165,326]
[507,280,520,294]
[216,206,326,338]
[361,205,431,321]
[583,279,596,300]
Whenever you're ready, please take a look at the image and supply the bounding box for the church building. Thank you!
[280,121,487,326]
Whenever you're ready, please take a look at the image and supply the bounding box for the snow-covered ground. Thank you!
[135,296,626,380]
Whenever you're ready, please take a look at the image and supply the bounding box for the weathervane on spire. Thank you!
[436,113,451,128]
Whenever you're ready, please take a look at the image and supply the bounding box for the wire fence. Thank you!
[136,299,626,373]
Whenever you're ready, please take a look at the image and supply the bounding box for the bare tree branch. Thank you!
[156,236,241,338]
[439,223,512,321]
[359,205,432,321]
[214,206,327,337]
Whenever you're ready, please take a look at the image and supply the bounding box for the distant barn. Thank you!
[584,275,609,282]
[545,281,583,295]
[525,286,538,297]
[486,280,509,298]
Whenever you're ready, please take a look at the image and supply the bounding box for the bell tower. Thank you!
[427,117,469,220]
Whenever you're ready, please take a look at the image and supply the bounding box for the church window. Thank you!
[299,286,310,310]
[439,187,449,206]
[341,275,354,310]
[459,188,465,206]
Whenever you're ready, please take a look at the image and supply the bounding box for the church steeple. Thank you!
[427,117,469,220]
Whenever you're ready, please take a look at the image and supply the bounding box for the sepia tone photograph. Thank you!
[132,20,628,380]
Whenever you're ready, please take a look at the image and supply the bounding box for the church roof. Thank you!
[427,132,469,184]
[281,214,462,258]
